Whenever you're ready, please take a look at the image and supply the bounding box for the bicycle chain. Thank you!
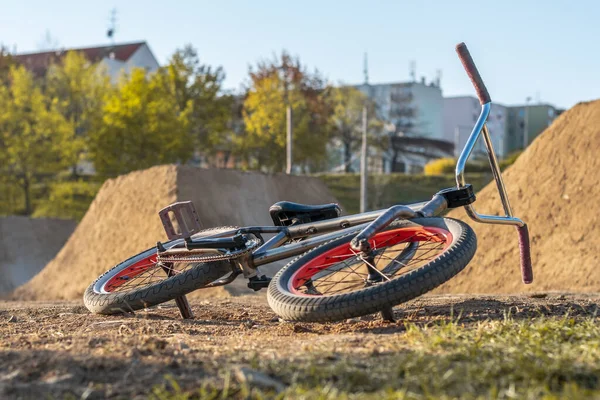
[156,226,262,263]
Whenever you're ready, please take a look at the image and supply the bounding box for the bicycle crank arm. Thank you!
[159,262,194,319]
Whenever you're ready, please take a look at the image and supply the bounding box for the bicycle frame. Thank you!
[249,201,428,268]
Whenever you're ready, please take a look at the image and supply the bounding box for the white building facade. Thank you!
[101,43,160,82]
[355,80,444,139]
[351,80,448,173]
[443,96,508,159]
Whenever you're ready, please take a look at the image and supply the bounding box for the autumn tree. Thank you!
[0,45,16,85]
[88,68,193,177]
[0,66,70,214]
[46,51,111,176]
[166,45,234,160]
[241,52,331,172]
[328,86,382,172]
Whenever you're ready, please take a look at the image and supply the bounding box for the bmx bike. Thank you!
[84,43,532,322]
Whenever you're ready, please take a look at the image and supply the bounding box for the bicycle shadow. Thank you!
[347,297,600,335]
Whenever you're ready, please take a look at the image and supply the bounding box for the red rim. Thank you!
[289,226,452,296]
[103,253,159,293]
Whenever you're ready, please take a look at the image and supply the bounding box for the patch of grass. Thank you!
[153,315,600,399]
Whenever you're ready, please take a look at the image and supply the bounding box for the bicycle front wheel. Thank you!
[267,217,476,322]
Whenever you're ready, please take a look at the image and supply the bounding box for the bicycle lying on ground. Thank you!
[84,43,533,322]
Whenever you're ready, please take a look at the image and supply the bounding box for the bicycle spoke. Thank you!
[108,260,197,293]
[294,228,448,296]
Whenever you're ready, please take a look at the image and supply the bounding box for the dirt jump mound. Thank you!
[15,165,338,300]
[438,99,600,294]
[0,216,76,295]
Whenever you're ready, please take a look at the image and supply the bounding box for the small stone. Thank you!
[176,341,190,351]
[269,316,280,323]
[529,293,548,299]
[7,315,17,323]
[243,321,255,329]
[292,324,311,333]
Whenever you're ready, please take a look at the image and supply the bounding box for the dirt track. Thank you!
[1,294,598,399]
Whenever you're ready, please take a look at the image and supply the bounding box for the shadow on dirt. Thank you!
[346,297,600,335]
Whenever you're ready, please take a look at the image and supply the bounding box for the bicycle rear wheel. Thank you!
[267,217,476,322]
[84,227,252,315]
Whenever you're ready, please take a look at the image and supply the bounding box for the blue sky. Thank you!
[1,0,598,109]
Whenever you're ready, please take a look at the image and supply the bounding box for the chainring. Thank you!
[156,227,262,263]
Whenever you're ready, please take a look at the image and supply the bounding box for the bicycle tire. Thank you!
[84,227,239,315]
[267,217,476,322]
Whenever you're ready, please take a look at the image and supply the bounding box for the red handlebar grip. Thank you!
[516,224,533,284]
[455,42,491,105]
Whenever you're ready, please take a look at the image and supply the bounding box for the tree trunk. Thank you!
[22,175,32,215]
[71,164,80,179]
[343,140,353,173]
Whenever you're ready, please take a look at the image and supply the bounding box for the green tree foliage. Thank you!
[33,180,101,220]
[241,52,331,172]
[167,45,234,155]
[328,86,382,172]
[46,51,111,176]
[0,45,16,85]
[0,66,70,214]
[89,68,193,177]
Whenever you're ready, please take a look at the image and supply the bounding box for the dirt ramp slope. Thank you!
[438,99,600,294]
[0,216,76,295]
[16,165,339,300]
[15,165,179,300]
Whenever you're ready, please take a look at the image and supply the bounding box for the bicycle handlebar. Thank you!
[516,224,533,284]
[455,42,491,105]
[455,42,533,284]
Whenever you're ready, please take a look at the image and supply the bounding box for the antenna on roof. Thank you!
[107,8,117,44]
[363,52,369,85]
[409,60,416,82]
[435,69,442,87]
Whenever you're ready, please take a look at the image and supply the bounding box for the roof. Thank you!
[391,136,454,158]
[13,41,146,76]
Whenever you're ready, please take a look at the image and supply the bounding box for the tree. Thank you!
[241,52,332,172]
[166,45,234,159]
[89,68,193,177]
[0,45,16,85]
[328,86,382,172]
[0,66,70,214]
[386,88,418,172]
[46,51,111,176]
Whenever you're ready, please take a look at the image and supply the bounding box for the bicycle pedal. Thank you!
[247,275,272,291]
